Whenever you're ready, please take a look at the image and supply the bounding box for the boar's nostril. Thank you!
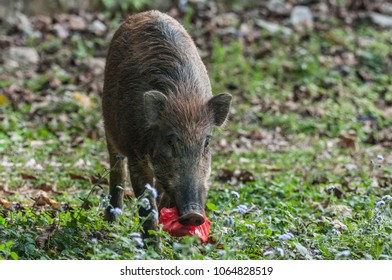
[178,212,205,226]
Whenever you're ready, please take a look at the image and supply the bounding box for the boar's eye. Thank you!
[204,135,212,150]
[166,134,178,149]
[166,136,175,148]
[166,134,179,157]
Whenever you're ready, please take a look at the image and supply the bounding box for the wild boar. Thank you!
[101,10,231,242]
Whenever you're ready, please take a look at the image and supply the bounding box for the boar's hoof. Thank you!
[104,207,117,222]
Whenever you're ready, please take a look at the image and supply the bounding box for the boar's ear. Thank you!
[208,93,232,127]
[144,90,168,125]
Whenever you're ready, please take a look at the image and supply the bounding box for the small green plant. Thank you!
[0,241,19,260]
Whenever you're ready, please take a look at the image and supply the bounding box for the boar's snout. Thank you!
[178,203,205,226]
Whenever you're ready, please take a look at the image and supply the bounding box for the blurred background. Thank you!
[1,0,390,169]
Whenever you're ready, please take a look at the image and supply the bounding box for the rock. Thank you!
[53,23,69,39]
[3,47,39,70]
[255,19,292,35]
[88,20,107,35]
[68,15,87,31]
[81,57,105,75]
[327,205,353,218]
[6,12,30,29]
[0,35,12,49]
[178,0,188,12]
[379,3,392,16]
[212,13,240,27]
[290,6,313,28]
[332,219,348,231]
[267,0,290,15]
[369,12,392,28]
[6,12,41,38]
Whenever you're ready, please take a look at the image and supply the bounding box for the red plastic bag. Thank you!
[158,207,210,243]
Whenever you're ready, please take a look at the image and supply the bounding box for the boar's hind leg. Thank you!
[128,158,158,242]
[104,140,127,222]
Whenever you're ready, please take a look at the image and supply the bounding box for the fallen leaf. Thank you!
[32,197,47,207]
[337,130,357,150]
[35,225,58,249]
[90,174,109,185]
[32,193,61,208]
[320,197,330,209]
[21,173,38,180]
[73,91,92,110]
[37,183,53,192]
[69,173,89,181]
[217,169,234,182]
[0,198,13,208]
[0,94,8,106]
[71,134,84,147]
[217,169,256,183]
[265,166,283,172]
[87,129,99,140]
[215,243,224,249]
[237,170,256,183]
[327,205,353,218]
[207,235,218,244]
[332,219,348,231]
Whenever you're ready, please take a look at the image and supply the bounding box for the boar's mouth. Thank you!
[177,203,205,226]
[157,179,206,226]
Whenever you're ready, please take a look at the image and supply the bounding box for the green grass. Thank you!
[0,14,391,260]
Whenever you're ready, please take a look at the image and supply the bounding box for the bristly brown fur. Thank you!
[102,10,212,156]
[162,94,214,143]
[101,11,231,243]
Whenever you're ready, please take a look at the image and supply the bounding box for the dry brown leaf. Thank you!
[237,170,256,183]
[87,129,99,140]
[90,174,109,185]
[21,173,38,180]
[73,91,92,110]
[33,194,50,207]
[0,185,16,194]
[0,198,13,208]
[32,192,61,208]
[0,94,8,106]
[71,134,84,147]
[217,169,256,183]
[337,130,357,150]
[320,197,330,209]
[69,173,89,181]
[37,183,53,192]
[35,225,58,249]
[265,166,283,172]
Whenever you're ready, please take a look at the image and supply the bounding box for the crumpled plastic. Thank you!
[158,207,210,243]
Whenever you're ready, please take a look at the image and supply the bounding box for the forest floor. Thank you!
[0,1,391,259]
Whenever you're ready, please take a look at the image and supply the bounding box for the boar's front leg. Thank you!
[105,139,127,222]
[128,156,158,244]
